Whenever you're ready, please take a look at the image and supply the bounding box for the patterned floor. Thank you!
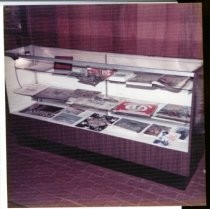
[7,132,206,207]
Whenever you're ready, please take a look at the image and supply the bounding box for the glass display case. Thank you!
[5,45,204,177]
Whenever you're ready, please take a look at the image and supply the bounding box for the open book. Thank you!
[126,72,190,91]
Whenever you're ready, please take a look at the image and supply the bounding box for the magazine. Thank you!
[20,103,63,118]
[52,112,82,124]
[126,72,190,91]
[155,104,191,123]
[53,56,73,74]
[143,124,171,137]
[76,113,119,132]
[112,101,158,117]
[14,84,48,96]
[33,87,75,103]
[114,118,149,133]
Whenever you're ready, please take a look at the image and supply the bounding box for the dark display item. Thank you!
[54,56,73,74]
[76,113,119,132]
[20,103,63,118]
[175,127,189,140]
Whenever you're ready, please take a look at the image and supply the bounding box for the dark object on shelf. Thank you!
[20,103,63,118]
[76,113,119,132]
[176,127,189,140]
[54,56,73,74]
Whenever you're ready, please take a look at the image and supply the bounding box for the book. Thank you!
[52,112,82,124]
[126,72,162,88]
[155,104,191,123]
[144,124,171,137]
[71,95,120,111]
[33,87,75,103]
[76,113,119,132]
[108,71,135,83]
[53,56,73,74]
[14,84,48,96]
[112,101,158,117]
[71,89,101,98]
[114,118,149,133]
[126,72,190,91]
[78,75,104,86]
[20,103,63,118]
[152,75,190,91]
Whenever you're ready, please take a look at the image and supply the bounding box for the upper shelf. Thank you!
[5,45,203,77]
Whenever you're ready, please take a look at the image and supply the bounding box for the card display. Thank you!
[76,113,119,132]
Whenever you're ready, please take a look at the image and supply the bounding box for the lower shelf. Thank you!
[12,101,190,153]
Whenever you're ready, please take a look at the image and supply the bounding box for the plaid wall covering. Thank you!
[26,4,202,59]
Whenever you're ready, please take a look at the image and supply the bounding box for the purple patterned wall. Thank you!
[26,4,202,58]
